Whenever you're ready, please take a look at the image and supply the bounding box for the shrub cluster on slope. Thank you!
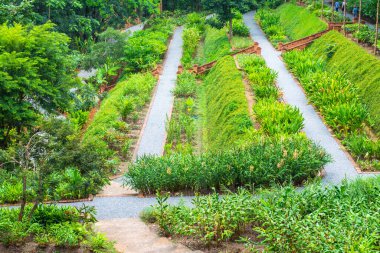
[309,31,380,135]
[149,176,380,252]
[284,46,379,171]
[83,73,157,166]
[199,27,231,64]
[125,135,330,194]
[201,56,252,151]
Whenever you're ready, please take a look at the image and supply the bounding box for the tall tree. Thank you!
[0,23,76,146]
[201,0,245,39]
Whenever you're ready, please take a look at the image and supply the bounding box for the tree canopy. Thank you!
[0,22,76,146]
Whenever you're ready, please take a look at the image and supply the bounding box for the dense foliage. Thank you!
[255,9,288,46]
[197,27,231,64]
[201,56,252,151]
[125,135,330,194]
[0,0,159,49]
[149,176,380,251]
[0,205,115,252]
[0,23,76,147]
[124,18,175,72]
[284,45,379,171]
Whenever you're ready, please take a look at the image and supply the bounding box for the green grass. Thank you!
[198,27,231,65]
[201,56,252,151]
[276,3,327,40]
[309,31,380,135]
[230,36,253,49]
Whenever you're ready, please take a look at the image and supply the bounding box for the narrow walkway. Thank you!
[243,11,361,185]
[136,26,184,157]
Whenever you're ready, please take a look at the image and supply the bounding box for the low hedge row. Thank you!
[125,135,330,194]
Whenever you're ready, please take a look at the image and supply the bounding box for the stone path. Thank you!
[96,218,197,253]
[243,11,367,185]
[136,26,184,157]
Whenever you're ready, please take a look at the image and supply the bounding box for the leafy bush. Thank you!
[201,56,252,151]
[124,18,174,72]
[125,135,330,194]
[255,9,288,46]
[254,100,304,135]
[181,28,201,68]
[151,176,380,251]
[205,16,224,30]
[83,73,157,164]
[0,204,115,251]
[232,19,250,37]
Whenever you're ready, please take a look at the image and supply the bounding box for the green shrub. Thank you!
[254,99,304,135]
[181,28,201,68]
[201,56,252,151]
[276,3,327,40]
[232,19,250,37]
[309,31,380,135]
[125,135,330,194]
[255,9,288,46]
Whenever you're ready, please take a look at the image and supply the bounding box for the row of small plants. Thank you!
[145,176,380,252]
[83,73,157,170]
[165,72,198,155]
[283,48,379,171]
[126,135,329,194]
[344,23,380,47]
[237,54,304,136]
[0,205,115,252]
[255,8,289,46]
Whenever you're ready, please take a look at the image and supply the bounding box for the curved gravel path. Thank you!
[243,11,369,185]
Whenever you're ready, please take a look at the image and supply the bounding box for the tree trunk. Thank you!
[375,0,379,54]
[28,172,43,220]
[358,0,362,40]
[331,0,335,22]
[321,0,324,19]
[229,18,233,40]
[343,0,347,36]
[18,174,27,221]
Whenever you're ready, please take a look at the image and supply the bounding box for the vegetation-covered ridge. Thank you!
[147,176,380,252]
[201,56,252,151]
[309,31,380,136]
[276,3,327,40]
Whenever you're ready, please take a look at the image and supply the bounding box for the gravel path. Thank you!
[243,11,365,185]
[136,26,184,157]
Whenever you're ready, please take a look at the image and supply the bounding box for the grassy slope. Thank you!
[276,3,327,40]
[309,31,380,135]
[202,56,253,151]
[198,27,231,64]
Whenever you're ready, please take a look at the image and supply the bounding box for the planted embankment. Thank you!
[83,73,157,163]
[284,31,380,171]
[201,56,252,151]
[276,3,327,40]
[197,27,231,64]
[309,31,380,136]
[125,56,330,194]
